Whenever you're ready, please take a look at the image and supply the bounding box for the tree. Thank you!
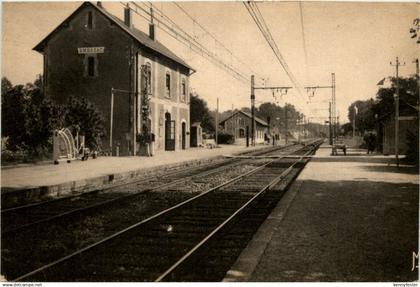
[64,96,105,150]
[1,77,61,156]
[347,99,376,134]
[256,102,303,131]
[190,93,214,133]
[1,76,105,159]
[1,81,27,151]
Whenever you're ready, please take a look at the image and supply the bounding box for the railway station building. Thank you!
[219,111,269,145]
[34,2,194,156]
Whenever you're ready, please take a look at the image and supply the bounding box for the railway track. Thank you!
[13,139,322,282]
[2,143,303,280]
[1,144,293,235]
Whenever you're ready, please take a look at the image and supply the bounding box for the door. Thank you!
[165,112,175,151]
[181,122,186,150]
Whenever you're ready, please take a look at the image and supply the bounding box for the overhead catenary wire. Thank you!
[172,2,265,82]
[123,2,253,85]
[243,1,308,104]
[299,2,309,85]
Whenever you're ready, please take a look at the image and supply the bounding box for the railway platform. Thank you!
[225,144,419,282]
[1,144,267,207]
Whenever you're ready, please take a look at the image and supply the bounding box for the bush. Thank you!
[1,77,105,162]
[217,132,235,144]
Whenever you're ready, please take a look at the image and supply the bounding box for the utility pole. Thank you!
[285,103,288,144]
[250,74,292,146]
[110,88,115,154]
[304,72,336,142]
[415,58,419,94]
[251,75,255,146]
[332,73,336,143]
[216,97,219,147]
[329,102,333,145]
[390,57,405,167]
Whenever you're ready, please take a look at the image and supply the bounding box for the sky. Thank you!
[2,1,419,123]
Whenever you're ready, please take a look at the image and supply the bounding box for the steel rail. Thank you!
[2,147,283,235]
[154,146,318,282]
[2,145,286,214]
[13,144,307,282]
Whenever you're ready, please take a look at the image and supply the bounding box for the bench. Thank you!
[332,144,346,155]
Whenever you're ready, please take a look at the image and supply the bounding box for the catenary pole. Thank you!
[110,88,114,155]
[251,75,255,146]
[391,57,405,167]
[216,97,219,147]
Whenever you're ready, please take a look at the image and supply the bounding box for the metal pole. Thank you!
[352,107,356,140]
[216,97,219,147]
[329,102,333,145]
[395,57,400,167]
[285,103,288,144]
[332,73,336,144]
[251,75,255,146]
[110,88,114,155]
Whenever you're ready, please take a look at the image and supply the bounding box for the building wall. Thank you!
[137,50,190,152]
[382,118,417,155]
[43,6,135,155]
[42,5,190,155]
[222,113,267,144]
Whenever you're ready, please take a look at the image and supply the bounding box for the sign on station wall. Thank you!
[77,47,105,54]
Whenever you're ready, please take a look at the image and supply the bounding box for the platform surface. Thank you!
[225,145,419,282]
[1,144,266,190]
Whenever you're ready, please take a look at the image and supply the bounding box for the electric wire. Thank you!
[243,2,308,104]
[123,2,251,84]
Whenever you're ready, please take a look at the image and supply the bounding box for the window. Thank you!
[87,11,93,29]
[146,63,152,95]
[181,79,186,102]
[87,56,95,77]
[85,55,97,78]
[165,72,171,97]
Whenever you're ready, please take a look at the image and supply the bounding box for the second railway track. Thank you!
[9,139,322,282]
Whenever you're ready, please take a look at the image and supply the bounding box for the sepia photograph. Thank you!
[1,0,419,283]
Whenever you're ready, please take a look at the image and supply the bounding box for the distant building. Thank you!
[378,106,419,155]
[34,2,194,155]
[219,111,269,144]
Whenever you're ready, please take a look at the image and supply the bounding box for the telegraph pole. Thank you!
[415,58,419,92]
[285,103,288,144]
[251,75,255,146]
[216,97,219,147]
[329,102,333,145]
[390,57,405,167]
[332,73,336,143]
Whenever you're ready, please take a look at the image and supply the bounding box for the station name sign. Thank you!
[77,47,105,54]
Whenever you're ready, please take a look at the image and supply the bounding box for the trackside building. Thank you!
[34,2,195,156]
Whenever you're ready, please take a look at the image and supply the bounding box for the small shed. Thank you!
[190,122,203,147]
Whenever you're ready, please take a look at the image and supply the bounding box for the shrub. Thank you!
[217,132,235,144]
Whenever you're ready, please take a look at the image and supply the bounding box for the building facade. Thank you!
[219,111,269,145]
[34,2,194,155]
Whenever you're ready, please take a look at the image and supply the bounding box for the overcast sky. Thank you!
[2,1,419,123]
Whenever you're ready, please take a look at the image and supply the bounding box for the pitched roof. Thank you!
[219,110,268,127]
[33,2,194,72]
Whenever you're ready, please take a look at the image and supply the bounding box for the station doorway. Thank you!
[181,122,186,150]
[165,112,175,151]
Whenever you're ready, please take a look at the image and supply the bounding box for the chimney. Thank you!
[97,1,102,8]
[149,24,155,41]
[124,7,132,27]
